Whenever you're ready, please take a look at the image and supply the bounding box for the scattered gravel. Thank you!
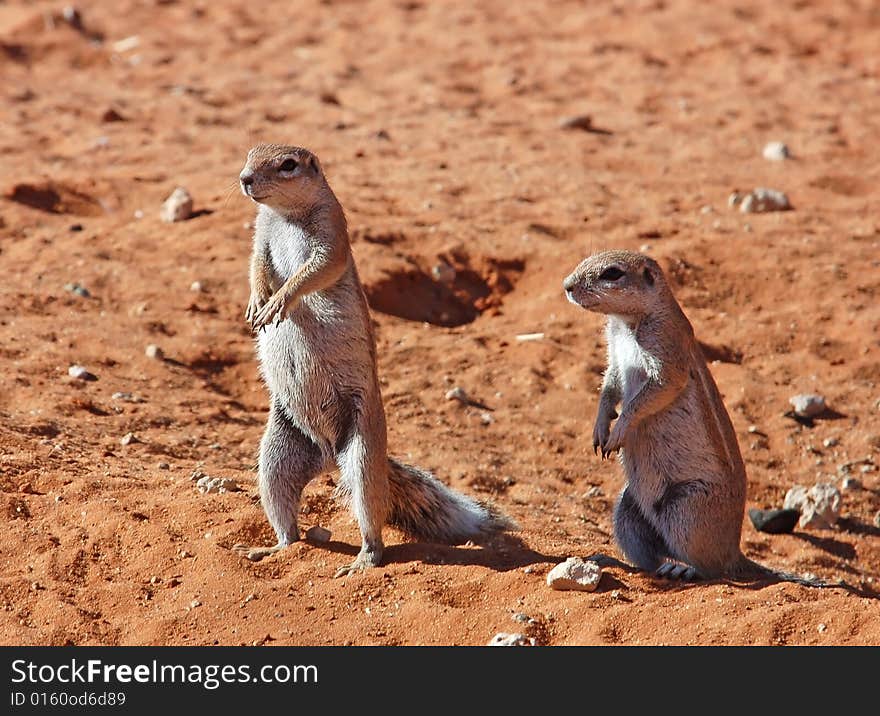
[789,393,826,418]
[546,557,603,592]
[160,187,194,223]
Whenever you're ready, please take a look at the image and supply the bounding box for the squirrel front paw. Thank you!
[601,417,627,459]
[592,408,618,456]
[245,293,268,327]
[251,291,291,331]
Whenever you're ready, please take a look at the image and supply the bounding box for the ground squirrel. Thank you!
[233,144,512,576]
[563,250,828,587]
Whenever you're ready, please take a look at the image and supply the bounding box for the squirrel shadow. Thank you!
[314,533,564,573]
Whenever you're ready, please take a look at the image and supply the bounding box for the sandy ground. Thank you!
[1,0,879,646]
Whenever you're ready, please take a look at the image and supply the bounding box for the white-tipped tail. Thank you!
[387,458,514,543]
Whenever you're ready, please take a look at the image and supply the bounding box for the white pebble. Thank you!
[487,632,535,646]
[120,432,139,446]
[789,393,826,418]
[67,364,97,381]
[145,344,164,360]
[160,187,194,223]
[445,386,468,403]
[431,263,456,284]
[305,526,331,544]
[732,188,792,213]
[783,483,841,529]
[190,281,204,292]
[762,141,791,161]
[196,475,241,494]
[546,557,603,592]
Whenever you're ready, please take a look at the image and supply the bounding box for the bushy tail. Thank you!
[386,458,515,543]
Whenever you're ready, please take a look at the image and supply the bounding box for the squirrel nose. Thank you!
[240,171,254,188]
[563,273,579,291]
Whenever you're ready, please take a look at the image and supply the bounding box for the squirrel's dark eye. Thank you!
[279,158,299,172]
[599,267,625,281]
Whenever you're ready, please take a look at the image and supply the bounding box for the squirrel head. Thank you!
[239,144,326,215]
[563,250,667,318]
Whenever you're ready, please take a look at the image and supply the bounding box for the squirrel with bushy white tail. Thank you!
[564,249,836,588]
[233,144,512,576]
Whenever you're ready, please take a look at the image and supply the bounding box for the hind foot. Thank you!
[233,542,288,562]
[334,544,383,578]
[656,562,698,581]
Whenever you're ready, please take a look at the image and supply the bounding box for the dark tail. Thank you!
[386,458,515,543]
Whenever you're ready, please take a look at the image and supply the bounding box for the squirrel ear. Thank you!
[643,267,655,286]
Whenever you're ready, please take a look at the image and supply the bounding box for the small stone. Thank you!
[784,483,841,529]
[190,599,201,609]
[111,392,142,402]
[735,188,792,214]
[445,386,468,403]
[480,412,494,425]
[62,6,83,29]
[101,107,126,123]
[523,566,536,574]
[840,476,862,491]
[63,282,91,298]
[120,432,139,446]
[149,576,160,585]
[546,557,602,592]
[431,263,456,284]
[823,437,839,448]
[748,507,799,534]
[160,187,194,223]
[190,281,204,292]
[145,344,164,360]
[55,495,63,502]
[488,632,535,646]
[817,623,826,633]
[305,526,331,544]
[196,475,241,494]
[789,393,826,418]
[874,511,880,528]
[558,115,593,131]
[748,425,759,433]
[68,364,97,381]
[512,613,531,624]
[157,462,170,470]
[762,141,791,161]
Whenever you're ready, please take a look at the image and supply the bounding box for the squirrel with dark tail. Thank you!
[234,144,512,576]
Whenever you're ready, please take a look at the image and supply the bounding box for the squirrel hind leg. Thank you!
[235,401,326,561]
[334,429,389,577]
[613,487,669,572]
